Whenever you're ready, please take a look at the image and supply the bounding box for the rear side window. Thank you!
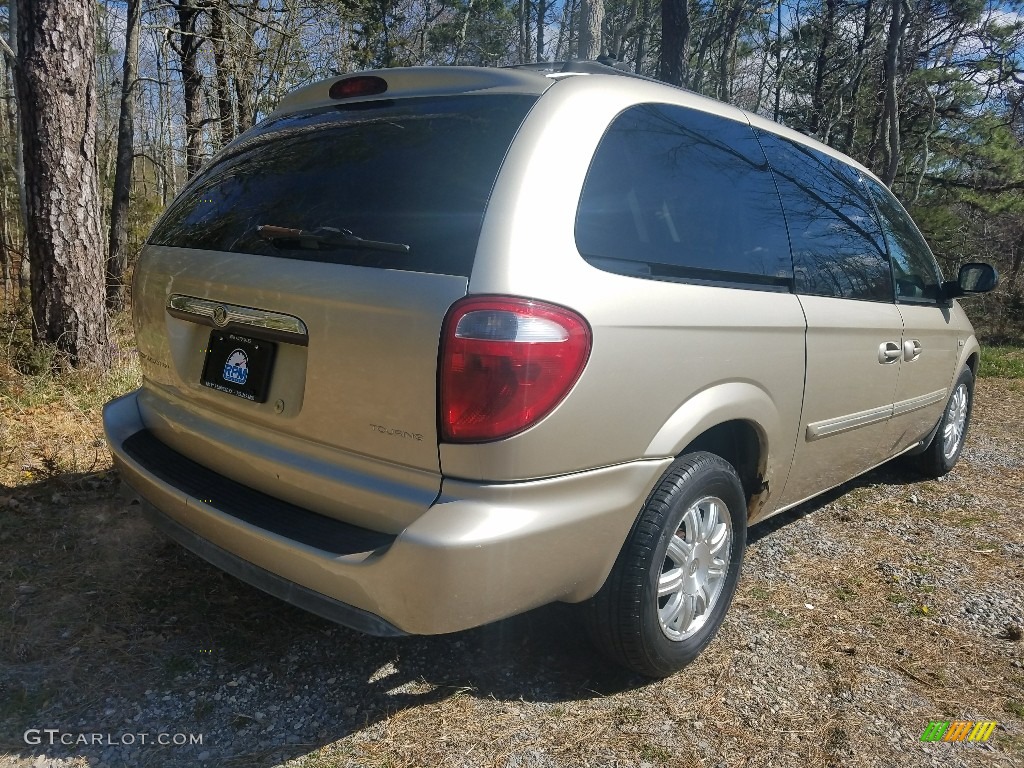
[148,95,537,277]
[865,180,943,304]
[576,103,793,289]
[755,130,893,302]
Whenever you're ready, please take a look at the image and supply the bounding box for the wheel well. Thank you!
[966,352,979,376]
[679,420,764,513]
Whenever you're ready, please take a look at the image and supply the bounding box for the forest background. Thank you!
[0,0,1021,370]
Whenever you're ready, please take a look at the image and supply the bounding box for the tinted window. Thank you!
[865,180,943,304]
[756,130,893,302]
[576,104,793,288]
[148,95,537,277]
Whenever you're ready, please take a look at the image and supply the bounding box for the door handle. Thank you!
[903,339,922,362]
[878,341,901,364]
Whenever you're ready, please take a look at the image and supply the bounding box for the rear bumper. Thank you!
[104,389,670,635]
[132,490,405,636]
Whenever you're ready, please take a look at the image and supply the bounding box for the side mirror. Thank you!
[943,262,999,300]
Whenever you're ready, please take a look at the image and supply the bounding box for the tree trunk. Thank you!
[453,0,476,64]
[107,0,141,311]
[154,31,175,205]
[0,43,15,308]
[233,63,255,135]
[610,0,638,61]
[0,102,11,307]
[95,3,115,256]
[881,0,909,186]
[690,17,715,92]
[841,0,874,152]
[912,87,936,202]
[579,0,604,60]
[418,0,429,62]
[536,0,547,61]
[519,0,528,62]
[635,0,651,73]
[773,0,782,121]
[13,0,111,369]
[553,0,566,58]
[659,0,690,86]
[0,182,10,307]
[233,1,259,134]
[718,0,744,102]
[809,0,836,137]
[210,0,235,148]
[994,233,1022,341]
[565,0,577,58]
[170,1,205,179]
[8,0,29,296]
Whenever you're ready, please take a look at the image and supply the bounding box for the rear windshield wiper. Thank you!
[256,225,410,254]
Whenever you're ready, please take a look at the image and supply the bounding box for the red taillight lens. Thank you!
[440,297,592,442]
[329,75,388,100]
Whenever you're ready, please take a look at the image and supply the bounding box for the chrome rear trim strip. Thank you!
[167,295,308,346]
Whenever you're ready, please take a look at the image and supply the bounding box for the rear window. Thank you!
[148,94,537,277]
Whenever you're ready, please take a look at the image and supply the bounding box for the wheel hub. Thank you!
[942,383,969,460]
[657,496,733,641]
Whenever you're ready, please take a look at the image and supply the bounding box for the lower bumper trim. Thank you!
[131,490,406,637]
[121,429,395,556]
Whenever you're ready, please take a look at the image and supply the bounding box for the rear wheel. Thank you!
[586,452,747,678]
[913,367,974,478]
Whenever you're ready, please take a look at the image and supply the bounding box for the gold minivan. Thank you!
[104,62,997,677]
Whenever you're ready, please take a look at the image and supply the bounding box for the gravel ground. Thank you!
[1,378,1022,768]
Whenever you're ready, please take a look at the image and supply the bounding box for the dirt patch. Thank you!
[1,379,1022,767]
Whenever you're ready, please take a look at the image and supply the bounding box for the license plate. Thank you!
[201,331,277,403]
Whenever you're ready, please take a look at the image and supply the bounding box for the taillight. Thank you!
[440,297,592,442]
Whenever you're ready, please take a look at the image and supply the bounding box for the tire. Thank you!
[585,451,747,678]
[912,367,974,478]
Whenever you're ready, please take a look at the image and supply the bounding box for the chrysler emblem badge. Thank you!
[212,305,229,327]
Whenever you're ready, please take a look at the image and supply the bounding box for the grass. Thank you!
[0,312,140,487]
[979,345,1024,378]
[765,608,797,628]
[0,683,53,722]
[835,584,856,603]
[639,744,673,763]
[162,654,198,679]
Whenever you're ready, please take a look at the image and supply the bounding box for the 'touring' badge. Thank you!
[222,349,249,385]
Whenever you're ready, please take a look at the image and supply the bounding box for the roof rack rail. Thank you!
[503,58,663,85]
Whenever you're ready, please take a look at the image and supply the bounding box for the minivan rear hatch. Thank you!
[134,93,538,524]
